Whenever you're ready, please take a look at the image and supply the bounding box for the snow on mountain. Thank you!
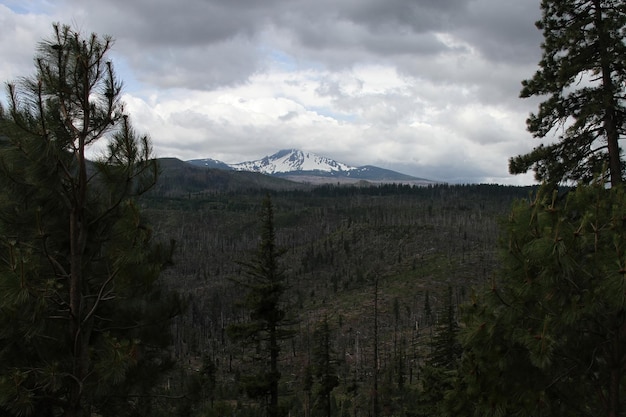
[230,149,356,174]
[185,149,436,185]
[185,157,232,170]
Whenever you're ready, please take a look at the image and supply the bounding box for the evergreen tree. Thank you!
[0,24,180,417]
[450,184,626,417]
[510,0,626,186]
[418,287,461,417]
[311,315,339,417]
[228,195,294,417]
[428,287,461,370]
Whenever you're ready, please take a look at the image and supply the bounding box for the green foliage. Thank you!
[427,287,461,370]
[0,24,180,417]
[311,316,340,417]
[143,181,528,415]
[417,287,461,417]
[452,183,626,417]
[511,0,626,185]
[228,195,295,417]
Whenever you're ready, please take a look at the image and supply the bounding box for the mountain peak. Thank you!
[186,149,437,186]
[231,149,355,174]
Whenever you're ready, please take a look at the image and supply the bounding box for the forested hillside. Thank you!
[5,0,626,414]
[0,22,542,417]
[141,182,534,416]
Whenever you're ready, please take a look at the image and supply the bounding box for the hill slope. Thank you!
[151,158,306,197]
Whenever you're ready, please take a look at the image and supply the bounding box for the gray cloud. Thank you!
[68,0,270,45]
[121,36,262,89]
[59,0,538,90]
[0,0,548,184]
[334,0,470,32]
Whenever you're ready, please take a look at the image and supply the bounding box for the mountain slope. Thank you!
[150,158,305,197]
[187,149,436,185]
[185,158,233,170]
[231,149,354,174]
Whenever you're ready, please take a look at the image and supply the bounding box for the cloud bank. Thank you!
[0,0,545,184]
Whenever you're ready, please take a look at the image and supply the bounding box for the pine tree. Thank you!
[228,195,294,417]
[311,315,339,417]
[427,287,461,370]
[418,287,461,417]
[510,0,626,186]
[0,24,180,417]
[450,184,626,417]
[461,2,626,415]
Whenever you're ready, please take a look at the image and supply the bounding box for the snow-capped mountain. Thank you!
[230,149,355,174]
[187,149,436,185]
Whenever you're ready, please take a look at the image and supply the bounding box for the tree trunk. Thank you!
[270,322,279,417]
[67,132,89,417]
[372,276,379,417]
[606,318,626,417]
[593,0,622,186]
[68,209,86,417]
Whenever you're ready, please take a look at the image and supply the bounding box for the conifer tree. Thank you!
[510,0,626,186]
[311,315,339,417]
[0,24,180,417]
[450,184,626,417]
[418,287,461,417]
[427,287,461,370]
[228,195,294,417]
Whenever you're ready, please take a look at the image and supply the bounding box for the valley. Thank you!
[141,172,535,416]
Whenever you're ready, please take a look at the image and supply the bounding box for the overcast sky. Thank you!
[0,0,546,184]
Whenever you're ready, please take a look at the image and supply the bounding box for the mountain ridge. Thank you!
[187,149,436,185]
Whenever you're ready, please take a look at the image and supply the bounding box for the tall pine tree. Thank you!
[510,0,626,186]
[0,24,180,417]
[453,3,626,416]
[418,287,461,417]
[311,315,339,417]
[450,184,626,417]
[228,195,294,417]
